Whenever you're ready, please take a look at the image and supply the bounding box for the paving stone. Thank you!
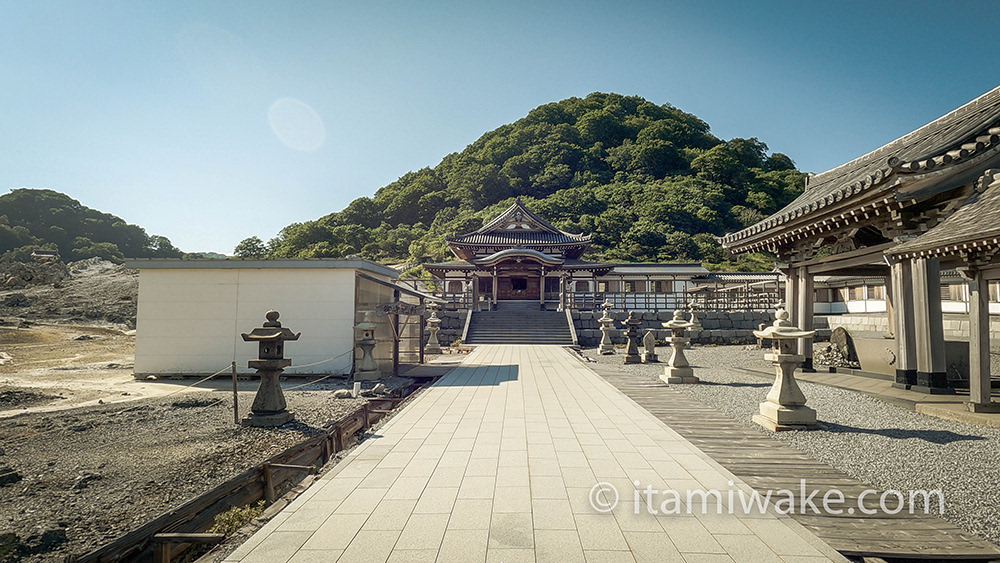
[228,345,844,563]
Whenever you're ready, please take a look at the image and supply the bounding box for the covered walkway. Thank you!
[226,345,845,562]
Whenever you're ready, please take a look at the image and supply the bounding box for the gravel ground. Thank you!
[0,382,402,562]
[584,344,1000,548]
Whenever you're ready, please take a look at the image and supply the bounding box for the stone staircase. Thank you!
[465,301,574,345]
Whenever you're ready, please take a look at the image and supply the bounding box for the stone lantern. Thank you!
[621,311,643,365]
[642,331,658,363]
[424,302,443,355]
[662,310,697,384]
[241,310,300,427]
[598,301,616,355]
[355,310,380,381]
[687,302,702,331]
[751,307,819,431]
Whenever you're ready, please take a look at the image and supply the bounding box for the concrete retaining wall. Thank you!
[571,309,775,347]
[424,310,465,347]
[821,312,1000,353]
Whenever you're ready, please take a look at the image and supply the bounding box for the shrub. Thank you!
[208,500,265,537]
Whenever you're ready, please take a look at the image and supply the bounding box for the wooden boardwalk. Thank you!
[589,364,1000,561]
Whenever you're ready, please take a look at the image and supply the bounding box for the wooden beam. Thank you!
[802,242,895,275]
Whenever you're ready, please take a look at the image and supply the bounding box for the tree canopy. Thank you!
[0,189,183,262]
[241,93,803,270]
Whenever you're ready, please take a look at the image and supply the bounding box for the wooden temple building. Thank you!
[424,200,709,312]
[722,84,1000,410]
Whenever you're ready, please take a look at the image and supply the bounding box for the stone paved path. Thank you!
[225,345,847,562]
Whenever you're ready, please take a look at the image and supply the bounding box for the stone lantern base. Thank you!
[243,410,294,427]
[354,368,381,381]
[242,360,294,427]
[662,366,699,385]
[752,352,818,432]
[752,404,817,432]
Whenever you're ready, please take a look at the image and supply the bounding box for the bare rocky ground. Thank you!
[0,389,373,562]
[0,260,414,562]
[0,258,139,329]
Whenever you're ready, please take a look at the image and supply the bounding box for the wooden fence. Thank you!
[67,384,426,563]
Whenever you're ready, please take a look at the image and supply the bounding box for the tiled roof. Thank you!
[423,257,614,273]
[722,85,1000,249]
[889,173,1000,260]
[448,200,591,247]
[703,272,781,282]
[448,231,591,246]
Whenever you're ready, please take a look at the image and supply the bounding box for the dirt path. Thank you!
[0,323,196,418]
[0,322,408,562]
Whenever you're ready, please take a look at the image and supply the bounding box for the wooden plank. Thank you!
[594,367,1000,560]
[74,385,429,562]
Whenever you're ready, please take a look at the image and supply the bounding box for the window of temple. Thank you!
[545,277,560,293]
[598,281,609,292]
[941,283,965,301]
[653,280,672,293]
[447,280,463,293]
[478,278,493,294]
[575,280,589,292]
[512,278,527,291]
[624,281,636,293]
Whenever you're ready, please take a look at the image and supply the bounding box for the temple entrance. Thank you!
[498,276,540,300]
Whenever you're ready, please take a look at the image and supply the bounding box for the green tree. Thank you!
[240,93,802,268]
[233,236,267,258]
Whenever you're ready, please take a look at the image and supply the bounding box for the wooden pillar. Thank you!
[540,268,546,309]
[492,267,498,306]
[592,272,598,309]
[784,266,799,331]
[884,272,895,337]
[418,297,425,364]
[797,271,815,371]
[890,260,917,388]
[471,274,480,312]
[558,275,565,311]
[965,267,995,407]
[392,288,400,377]
[912,257,949,393]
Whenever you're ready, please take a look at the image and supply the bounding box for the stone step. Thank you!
[465,308,574,345]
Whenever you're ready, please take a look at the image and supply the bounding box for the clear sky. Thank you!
[4,1,1000,254]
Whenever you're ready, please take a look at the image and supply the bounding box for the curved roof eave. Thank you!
[470,248,565,268]
[722,84,1000,251]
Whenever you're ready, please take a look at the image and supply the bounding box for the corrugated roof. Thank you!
[607,263,709,276]
[125,257,399,278]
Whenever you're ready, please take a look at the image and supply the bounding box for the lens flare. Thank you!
[268,98,326,152]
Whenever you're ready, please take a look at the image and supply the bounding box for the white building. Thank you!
[127,258,424,378]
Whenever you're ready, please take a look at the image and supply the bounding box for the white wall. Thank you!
[845,299,886,313]
[134,268,359,376]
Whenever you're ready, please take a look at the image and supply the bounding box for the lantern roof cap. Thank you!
[241,310,301,342]
[753,308,815,339]
[664,310,693,329]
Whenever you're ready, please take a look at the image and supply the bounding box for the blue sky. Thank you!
[4,1,1000,254]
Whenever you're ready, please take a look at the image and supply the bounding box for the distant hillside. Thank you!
[0,189,183,262]
[241,93,804,270]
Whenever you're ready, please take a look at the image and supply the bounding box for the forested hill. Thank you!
[239,93,804,270]
[0,189,183,262]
